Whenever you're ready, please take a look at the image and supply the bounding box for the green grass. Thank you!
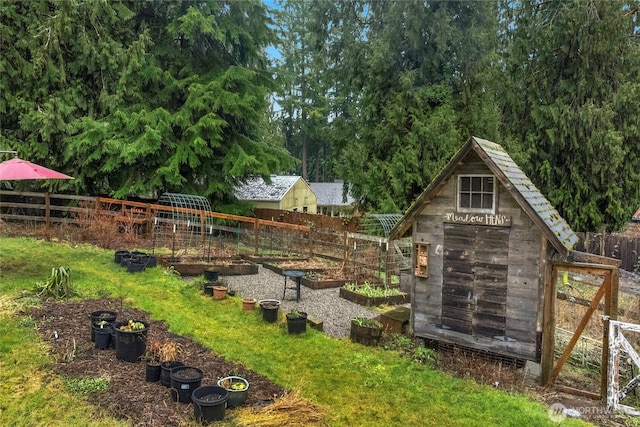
[0,237,589,426]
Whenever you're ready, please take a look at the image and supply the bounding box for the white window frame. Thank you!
[457,174,496,214]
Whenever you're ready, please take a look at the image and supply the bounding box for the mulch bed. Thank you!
[25,297,284,426]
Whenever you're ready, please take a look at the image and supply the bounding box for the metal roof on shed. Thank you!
[389,136,578,254]
[234,175,302,202]
[309,182,354,206]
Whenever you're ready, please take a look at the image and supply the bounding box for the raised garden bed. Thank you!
[301,275,349,290]
[158,256,258,276]
[242,254,307,264]
[339,287,410,306]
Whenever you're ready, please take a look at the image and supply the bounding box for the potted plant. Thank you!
[350,316,383,346]
[144,340,163,382]
[217,375,249,408]
[286,310,308,334]
[159,341,184,388]
[113,319,149,362]
[93,320,113,350]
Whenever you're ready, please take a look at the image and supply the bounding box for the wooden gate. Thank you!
[607,320,640,415]
[541,259,619,398]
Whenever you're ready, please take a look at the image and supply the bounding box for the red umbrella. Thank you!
[0,152,73,181]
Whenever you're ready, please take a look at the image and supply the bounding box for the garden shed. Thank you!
[388,136,579,365]
[234,175,317,214]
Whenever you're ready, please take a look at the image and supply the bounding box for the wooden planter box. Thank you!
[301,276,349,290]
[350,320,383,346]
[163,260,258,276]
[339,287,410,307]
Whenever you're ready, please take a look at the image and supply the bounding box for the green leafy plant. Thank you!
[287,310,305,319]
[352,316,382,328]
[33,266,76,299]
[218,376,247,391]
[343,282,402,298]
[164,266,181,277]
[66,377,109,394]
[412,345,438,365]
[118,320,145,331]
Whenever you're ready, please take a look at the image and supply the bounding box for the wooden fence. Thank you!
[0,191,407,284]
[573,232,640,273]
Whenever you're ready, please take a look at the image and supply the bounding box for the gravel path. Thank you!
[222,265,383,338]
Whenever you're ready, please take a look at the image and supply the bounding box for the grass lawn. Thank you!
[0,237,588,426]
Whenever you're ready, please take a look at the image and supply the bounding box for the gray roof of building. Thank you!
[234,175,302,202]
[389,136,578,254]
[309,182,354,206]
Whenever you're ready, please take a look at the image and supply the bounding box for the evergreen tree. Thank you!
[327,1,499,212]
[500,0,640,231]
[1,0,294,204]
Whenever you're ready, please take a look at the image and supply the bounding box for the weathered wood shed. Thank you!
[388,137,578,363]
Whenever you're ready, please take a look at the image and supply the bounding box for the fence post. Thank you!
[45,192,51,227]
[254,218,260,255]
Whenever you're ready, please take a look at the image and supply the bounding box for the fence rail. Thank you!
[0,190,407,284]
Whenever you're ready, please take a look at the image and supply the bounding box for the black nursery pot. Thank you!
[204,269,219,282]
[170,366,203,403]
[192,385,228,424]
[146,362,161,382]
[259,300,281,323]
[112,321,149,362]
[286,312,308,334]
[94,325,113,350]
[114,250,130,264]
[161,361,184,387]
[90,310,117,342]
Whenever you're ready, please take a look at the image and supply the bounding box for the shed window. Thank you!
[458,175,495,213]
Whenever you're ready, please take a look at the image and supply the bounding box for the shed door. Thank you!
[442,224,509,339]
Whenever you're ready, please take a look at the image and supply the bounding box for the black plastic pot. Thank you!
[286,312,308,334]
[204,269,219,282]
[127,260,146,273]
[161,361,184,387]
[170,366,203,403]
[192,385,228,423]
[113,321,149,362]
[94,325,113,350]
[204,284,214,296]
[90,310,117,342]
[259,300,281,323]
[120,254,133,267]
[146,362,161,382]
[114,250,130,264]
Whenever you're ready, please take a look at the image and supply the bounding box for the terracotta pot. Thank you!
[242,298,256,311]
[212,286,227,300]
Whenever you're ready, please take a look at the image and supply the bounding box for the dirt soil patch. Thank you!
[24,297,284,427]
